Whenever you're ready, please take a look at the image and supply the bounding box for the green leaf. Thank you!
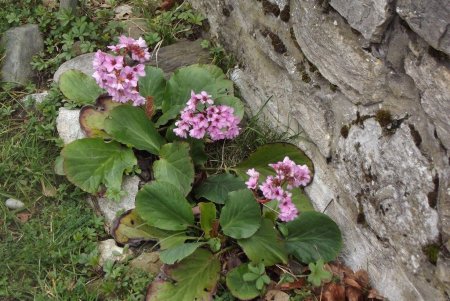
[243,273,259,282]
[307,259,332,286]
[160,242,205,264]
[256,277,264,290]
[62,138,136,200]
[138,66,166,108]
[153,142,194,196]
[237,219,288,266]
[199,202,216,238]
[111,209,176,245]
[219,189,261,239]
[104,105,165,155]
[234,143,314,184]
[286,211,342,263]
[166,124,207,166]
[215,95,245,120]
[79,96,122,138]
[54,155,65,176]
[135,181,194,231]
[159,234,192,250]
[59,70,104,105]
[155,105,184,127]
[146,249,220,301]
[291,189,315,212]
[226,264,261,300]
[195,173,247,204]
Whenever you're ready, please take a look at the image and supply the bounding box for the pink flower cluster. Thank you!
[93,36,151,106]
[245,157,311,222]
[173,91,240,140]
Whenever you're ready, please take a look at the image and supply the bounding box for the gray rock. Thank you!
[22,92,49,105]
[121,19,150,40]
[53,40,210,83]
[330,0,395,42]
[404,50,450,151]
[56,108,85,144]
[291,0,391,106]
[1,24,44,85]
[149,40,210,76]
[5,198,25,210]
[98,239,130,266]
[53,53,95,83]
[129,252,162,274]
[59,0,78,12]
[94,176,140,226]
[188,0,450,300]
[397,0,450,56]
[436,255,450,295]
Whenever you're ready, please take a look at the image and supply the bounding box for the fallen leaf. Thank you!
[265,289,290,301]
[278,279,305,290]
[160,0,175,11]
[41,179,57,197]
[367,288,385,300]
[16,212,31,223]
[344,277,362,290]
[346,286,363,301]
[322,283,345,301]
[114,4,133,20]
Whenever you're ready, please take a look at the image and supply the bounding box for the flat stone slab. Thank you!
[1,24,44,85]
[53,53,96,83]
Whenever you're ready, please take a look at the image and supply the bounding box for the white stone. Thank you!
[56,108,85,144]
[98,239,130,266]
[53,53,95,83]
[5,198,25,210]
[95,176,140,226]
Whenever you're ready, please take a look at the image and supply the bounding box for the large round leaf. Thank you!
[59,70,104,105]
[159,242,205,264]
[226,264,261,300]
[153,142,194,196]
[195,173,247,204]
[111,209,177,246]
[79,95,122,138]
[219,189,261,239]
[285,211,342,263]
[104,105,165,155]
[238,219,288,266]
[138,66,166,109]
[146,249,220,301]
[62,138,136,200]
[234,143,314,182]
[136,181,194,231]
[215,95,245,121]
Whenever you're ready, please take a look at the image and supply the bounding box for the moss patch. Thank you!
[375,109,393,128]
[423,244,440,265]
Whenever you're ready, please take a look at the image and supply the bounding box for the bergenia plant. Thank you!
[56,36,343,300]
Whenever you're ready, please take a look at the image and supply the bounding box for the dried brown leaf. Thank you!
[145,96,155,118]
[265,290,290,301]
[367,288,385,300]
[346,286,363,301]
[16,212,31,223]
[160,0,175,11]
[278,279,305,291]
[322,283,345,301]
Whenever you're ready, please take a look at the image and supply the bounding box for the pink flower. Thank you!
[92,36,150,106]
[245,168,260,189]
[245,157,311,222]
[173,91,241,141]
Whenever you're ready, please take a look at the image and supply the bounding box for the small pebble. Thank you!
[5,198,25,210]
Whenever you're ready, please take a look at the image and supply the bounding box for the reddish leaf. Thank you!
[322,283,345,301]
[160,0,175,11]
[145,96,155,118]
[278,279,305,291]
[16,212,31,223]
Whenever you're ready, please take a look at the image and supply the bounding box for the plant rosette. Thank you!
[57,36,343,300]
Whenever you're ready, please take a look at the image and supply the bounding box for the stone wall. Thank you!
[187,0,450,300]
